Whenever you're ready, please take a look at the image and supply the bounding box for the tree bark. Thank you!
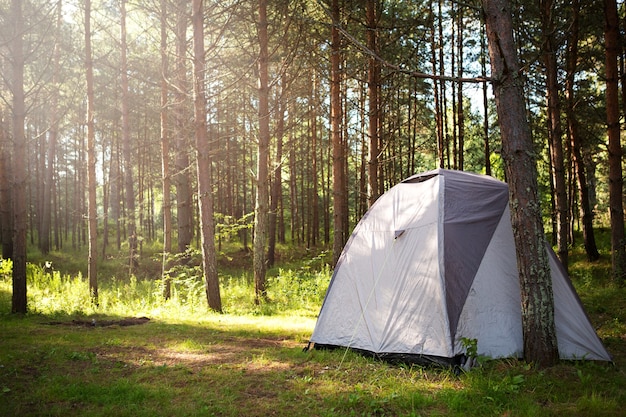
[310,74,319,246]
[160,0,173,298]
[481,24,491,176]
[40,0,62,255]
[268,73,287,266]
[430,2,444,169]
[366,0,380,206]
[456,5,465,171]
[482,0,559,367]
[174,0,194,255]
[0,114,12,259]
[604,0,626,284]
[566,0,599,262]
[331,0,347,267]
[541,0,568,268]
[439,0,450,168]
[110,141,121,250]
[85,0,99,305]
[120,0,137,274]
[192,0,222,312]
[289,124,299,244]
[10,0,27,314]
[254,0,270,303]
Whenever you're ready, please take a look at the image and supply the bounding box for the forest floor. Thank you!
[1,293,625,416]
[0,237,625,416]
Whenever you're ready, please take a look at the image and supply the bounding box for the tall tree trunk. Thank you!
[310,74,319,245]
[160,0,173,298]
[10,0,27,314]
[268,73,286,267]
[41,1,62,255]
[289,126,299,243]
[358,80,367,216]
[430,2,444,169]
[101,143,109,259]
[456,6,465,171]
[451,6,457,170]
[604,0,626,284]
[341,77,350,241]
[254,0,270,303]
[439,0,450,168]
[366,0,380,206]
[192,0,221,312]
[483,0,559,367]
[541,0,568,268]
[0,115,12,259]
[120,0,137,274]
[323,133,331,246]
[481,24,491,176]
[240,117,250,249]
[566,0,599,262]
[331,0,346,267]
[174,0,194,254]
[85,0,98,305]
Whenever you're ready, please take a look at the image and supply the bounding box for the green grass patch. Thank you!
[1,240,626,416]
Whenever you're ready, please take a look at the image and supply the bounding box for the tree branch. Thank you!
[314,0,492,83]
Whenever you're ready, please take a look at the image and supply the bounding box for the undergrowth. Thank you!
[0,252,331,320]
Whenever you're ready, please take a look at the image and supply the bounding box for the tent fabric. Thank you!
[309,169,611,365]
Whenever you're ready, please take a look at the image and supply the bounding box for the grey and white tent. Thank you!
[309,169,611,366]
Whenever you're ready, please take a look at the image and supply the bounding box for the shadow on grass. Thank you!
[0,312,382,416]
[1,310,625,417]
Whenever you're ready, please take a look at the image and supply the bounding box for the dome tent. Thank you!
[308,169,611,366]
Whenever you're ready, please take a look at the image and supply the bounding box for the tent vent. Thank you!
[402,173,438,184]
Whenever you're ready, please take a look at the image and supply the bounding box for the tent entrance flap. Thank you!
[441,171,509,345]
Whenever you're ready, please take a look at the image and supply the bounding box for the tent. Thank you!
[308,169,611,366]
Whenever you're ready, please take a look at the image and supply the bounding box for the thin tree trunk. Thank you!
[481,24,491,176]
[192,0,221,312]
[254,0,270,303]
[451,6,457,170]
[85,0,98,305]
[439,0,450,168]
[542,0,568,268]
[110,141,121,250]
[120,0,137,274]
[430,2,444,169]
[101,141,109,259]
[310,75,319,245]
[174,0,193,255]
[366,0,380,206]
[341,70,350,243]
[160,0,173,298]
[0,115,12,259]
[566,0,599,262]
[331,0,346,267]
[10,0,27,314]
[604,0,626,284]
[268,74,286,267]
[289,125,298,243]
[358,79,367,216]
[456,6,465,171]
[483,0,559,367]
[240,119,250,249]
[324,132,330,246]
[41,1,62,255]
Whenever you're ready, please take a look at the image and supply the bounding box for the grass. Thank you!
[1,237,625,416]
